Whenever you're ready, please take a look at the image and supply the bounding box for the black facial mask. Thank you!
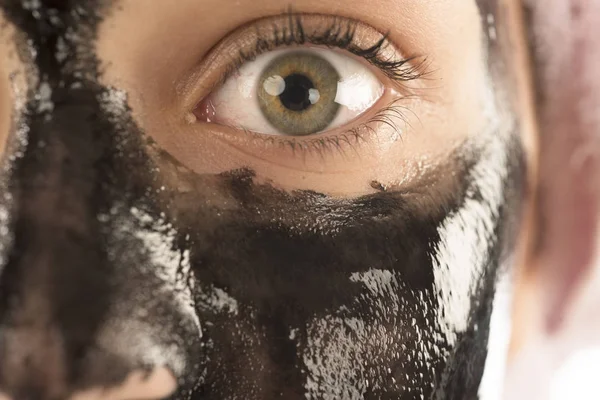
[0,1,525,399]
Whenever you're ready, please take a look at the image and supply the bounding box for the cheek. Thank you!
[186,218,443,399]
[142,126,521,398]
[0,76,522,400]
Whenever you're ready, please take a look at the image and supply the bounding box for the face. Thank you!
[0,1,532,399]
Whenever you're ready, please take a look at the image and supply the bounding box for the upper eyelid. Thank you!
[228,13,426,87]
[176,13,427,118]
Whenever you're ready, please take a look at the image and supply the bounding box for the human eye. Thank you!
[176,14,426,184]
[199,47,384,136]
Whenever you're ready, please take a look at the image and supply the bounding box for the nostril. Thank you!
[0,368,177,400]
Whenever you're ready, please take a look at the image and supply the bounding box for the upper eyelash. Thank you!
[224,11,427,84]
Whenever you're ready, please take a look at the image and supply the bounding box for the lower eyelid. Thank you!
[191,92,409,167]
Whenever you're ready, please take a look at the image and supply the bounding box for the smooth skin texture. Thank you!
[0,1,534,399]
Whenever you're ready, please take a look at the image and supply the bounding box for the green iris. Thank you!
[257,51,341,135]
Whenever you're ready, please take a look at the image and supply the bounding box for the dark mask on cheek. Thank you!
[0,1,525,400]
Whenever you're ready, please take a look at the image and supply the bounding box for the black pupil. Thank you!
[279,74,316,112]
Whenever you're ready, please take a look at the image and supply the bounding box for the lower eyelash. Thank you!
[239,99,413,160]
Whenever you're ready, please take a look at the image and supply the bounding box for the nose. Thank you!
[0,82,195,398]
[0,3,202,398]
[0,369,176,400]
[0,94,175,398]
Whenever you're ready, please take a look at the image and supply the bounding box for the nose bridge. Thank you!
[0,1,122,397]
[0,82,117,396]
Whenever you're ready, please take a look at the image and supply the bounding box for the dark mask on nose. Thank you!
[0,1,525,399]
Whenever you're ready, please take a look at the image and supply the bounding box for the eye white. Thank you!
[209,47,384,135]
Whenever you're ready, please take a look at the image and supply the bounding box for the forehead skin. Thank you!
[0,0,529,399]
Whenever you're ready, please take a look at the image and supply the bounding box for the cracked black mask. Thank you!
[0,1,528,399]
